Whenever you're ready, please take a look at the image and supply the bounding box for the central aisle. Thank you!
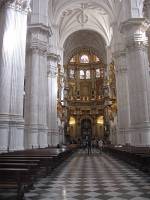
[25,150,150,200]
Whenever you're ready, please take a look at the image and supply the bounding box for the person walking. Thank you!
[87,138,92,155]
[98,139,103,154]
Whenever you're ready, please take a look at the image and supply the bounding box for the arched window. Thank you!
[80,70,85,79]
[86,70,90,79]
[80,54,89,63]
[96,69,100,78]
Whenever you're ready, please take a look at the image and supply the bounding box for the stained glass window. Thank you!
[86,70,90,79]
[96,69,100,78]
[80,70,85,79]
[80,55,89,63]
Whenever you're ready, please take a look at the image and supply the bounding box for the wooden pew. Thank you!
[0,146,76,199]
[104,145,150,173]
[0,168,29,200]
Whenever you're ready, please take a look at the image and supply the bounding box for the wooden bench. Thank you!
[0,168,30,200]
[0,146,76,199]
[104,145,150,173]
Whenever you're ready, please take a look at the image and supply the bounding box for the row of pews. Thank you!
[104,145,150,173]
[0,145,78,199]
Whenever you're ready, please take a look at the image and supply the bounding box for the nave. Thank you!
[25,151,150,200]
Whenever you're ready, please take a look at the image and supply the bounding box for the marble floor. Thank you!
[1,150,150,200]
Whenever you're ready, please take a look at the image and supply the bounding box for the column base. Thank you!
[0,114,24,151]
[51,130,59,146]
[128,125,150,146]
[0,124,9,153]
[117,128,131,145]
[24,126,39,149]
[47,130,52,146]
[38,128,48,148]
[25,125,48,149]
[118,125,150,146]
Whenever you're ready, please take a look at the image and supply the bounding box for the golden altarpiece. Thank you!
[64,49,110,141]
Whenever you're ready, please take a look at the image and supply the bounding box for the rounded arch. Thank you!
[80,116,93,124]
[48,0,115,49]
[63,30,107,65]
[60,26,110,48]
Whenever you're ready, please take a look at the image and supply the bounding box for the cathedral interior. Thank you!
[0,0,150,200]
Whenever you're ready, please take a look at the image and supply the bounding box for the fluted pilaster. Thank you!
[24,24,51,148]
[144,0,150,66]
[47,53,59,146]
[114,50,130,145]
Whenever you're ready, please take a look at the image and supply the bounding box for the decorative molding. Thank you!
[28,23,52,37]
[120,18,150,34]
[48,65,57,77]
[120,18,150,49]
[47,52,60,62]
[0,0,31,13]
[27,39,48,55]
[77,3,88,27]
[27,24,52,54]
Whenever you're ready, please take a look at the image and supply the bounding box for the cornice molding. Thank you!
[28,23,52,37]
[120,18,150,34]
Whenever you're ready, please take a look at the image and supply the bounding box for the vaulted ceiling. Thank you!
[49,0,122,47]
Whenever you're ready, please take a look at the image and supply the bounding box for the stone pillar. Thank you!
[121,18,150,146]
[0,0,30,152]
[144,0,150,66]
[114,50,130,145]
[47,53,59,146]
[25,24,50,148]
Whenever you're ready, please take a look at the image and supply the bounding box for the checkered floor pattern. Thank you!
[2,150,150,200]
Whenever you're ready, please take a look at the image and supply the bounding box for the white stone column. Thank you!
[121,18,150,146]
[25,24,50,148]
[0,0,30,152]
[144,0,150,66]
[47,53,59,146]
[114,50,130,145]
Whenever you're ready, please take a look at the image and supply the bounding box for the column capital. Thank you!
[27,24,51,54]
[28,23,52,37]
[0,0,31,13]
[48,65,57,78]
[120,18,150,49]
[47,52,60,62]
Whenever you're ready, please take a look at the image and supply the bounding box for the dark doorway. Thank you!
[81,118,92,140]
